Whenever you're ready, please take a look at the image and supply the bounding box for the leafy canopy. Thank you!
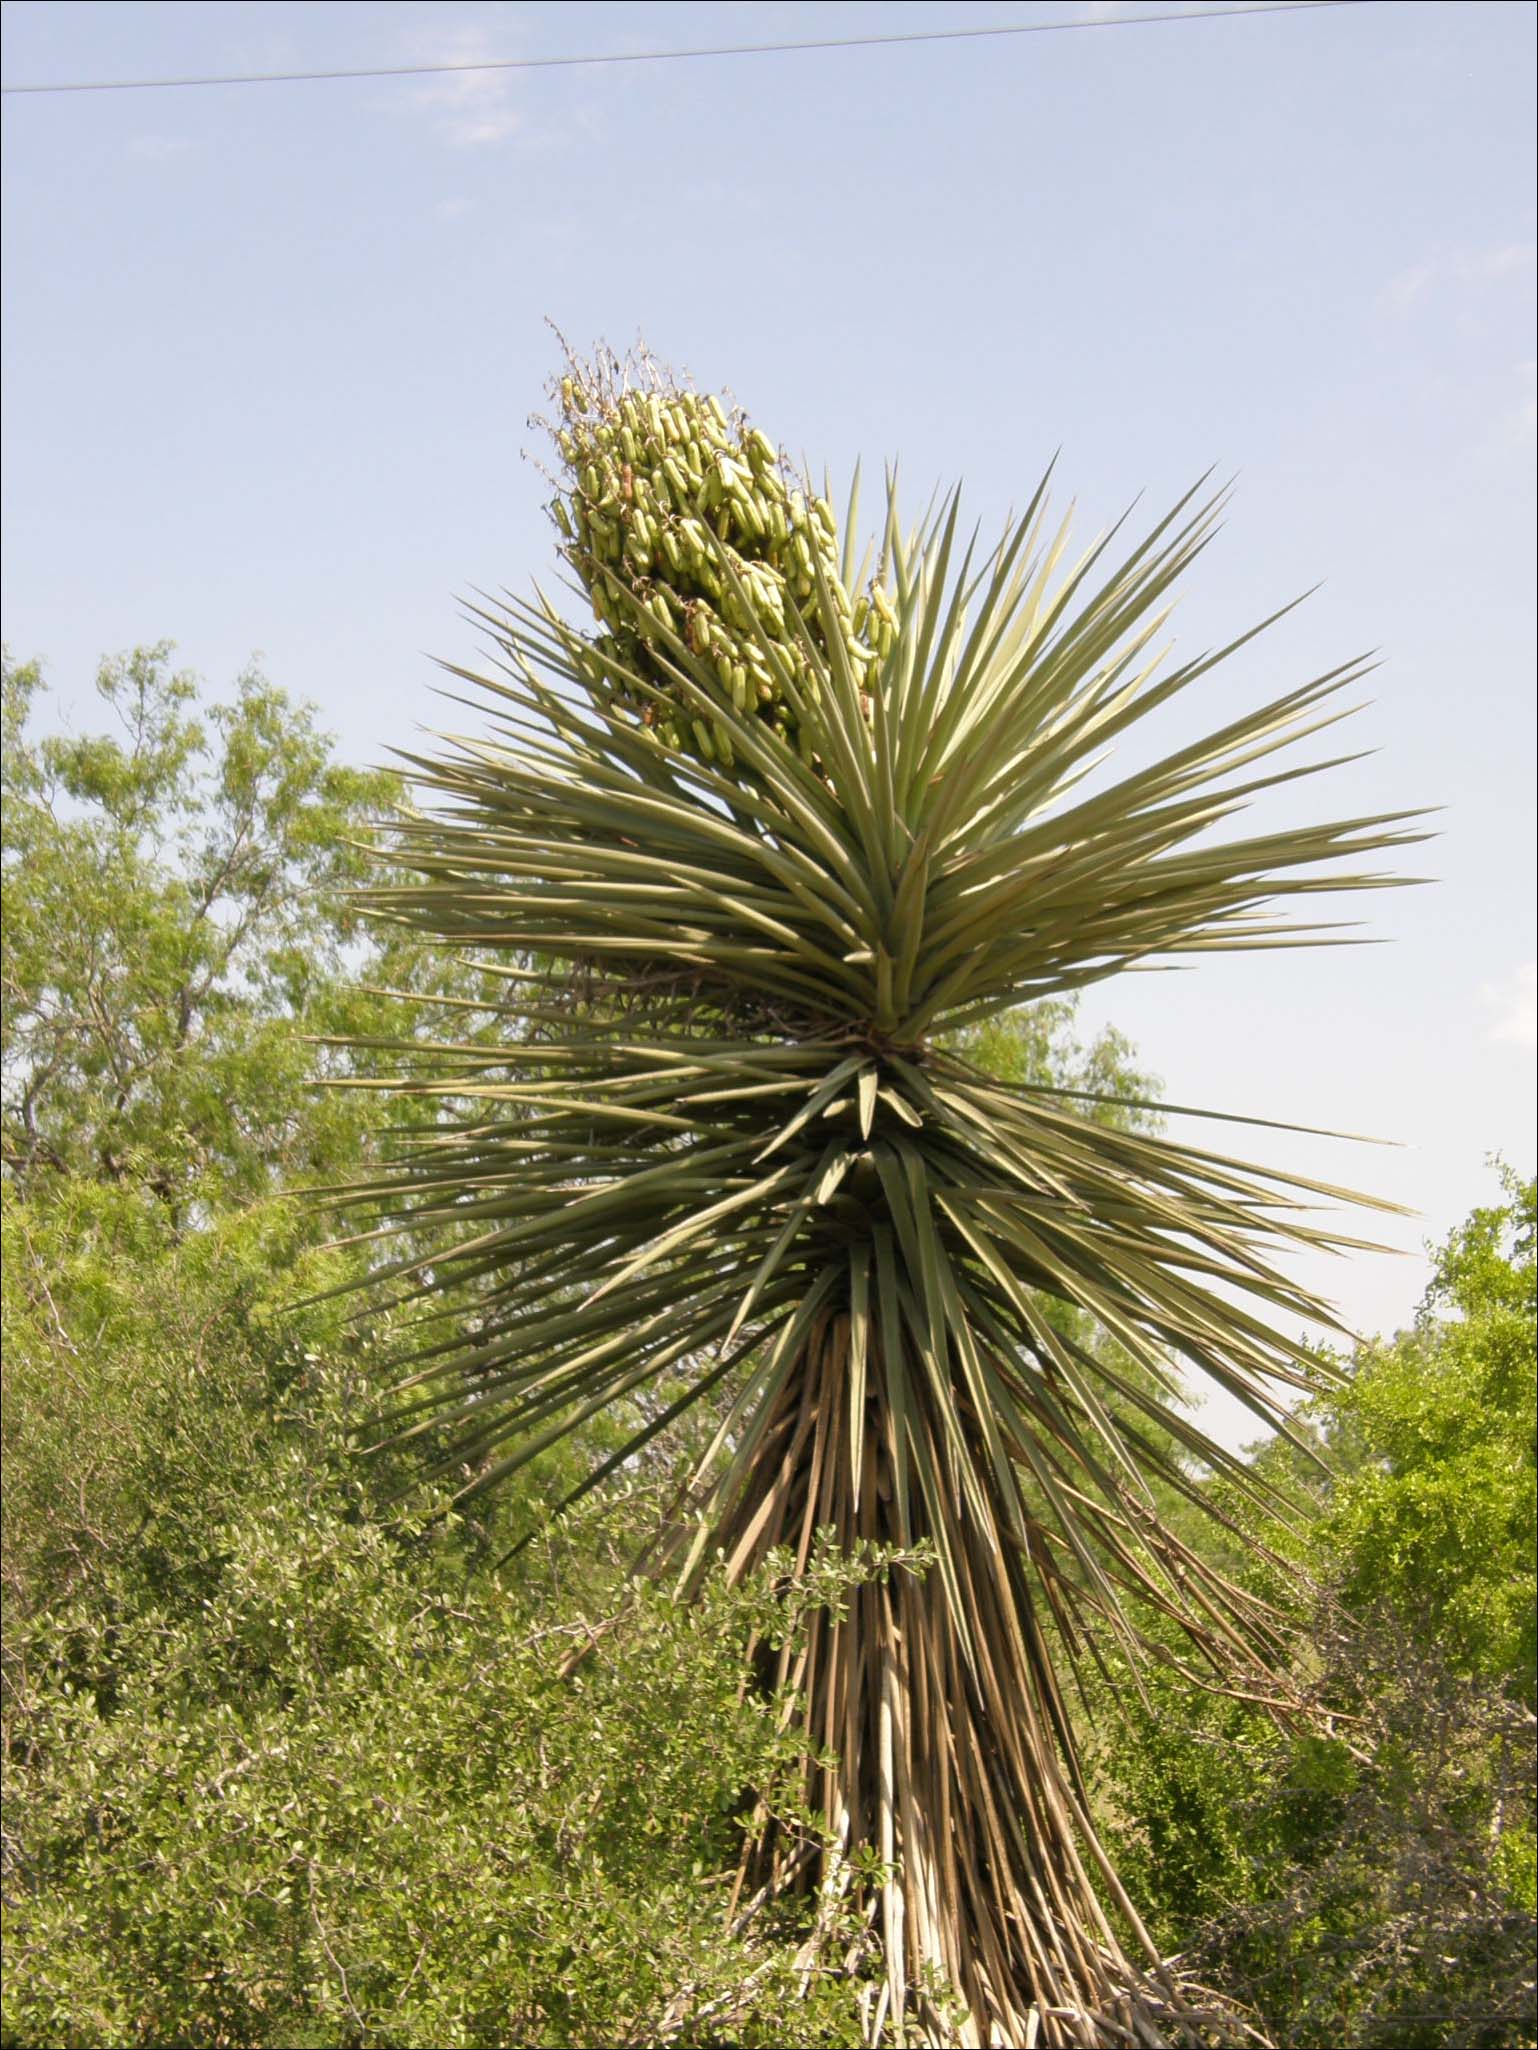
[1325,1164,1537,1698]
[1,645,491,1222]
[1090,1170,1537,2050]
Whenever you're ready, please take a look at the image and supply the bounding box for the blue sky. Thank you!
[3,1,1534,1444]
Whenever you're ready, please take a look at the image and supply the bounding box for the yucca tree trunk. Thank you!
[689,1310,1189,2048]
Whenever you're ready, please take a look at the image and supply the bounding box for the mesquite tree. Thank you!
[329,347,1422,2047]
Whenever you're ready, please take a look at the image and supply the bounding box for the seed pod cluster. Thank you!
[546,354,892,771]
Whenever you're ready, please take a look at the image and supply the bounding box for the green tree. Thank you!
[1324,1167,1536,1699]
[1,644,457,1218]
[330,350,1422,2045]
[1090,1171,1537,2050]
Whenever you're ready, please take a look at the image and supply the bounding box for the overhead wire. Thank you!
[2,2,1369,99]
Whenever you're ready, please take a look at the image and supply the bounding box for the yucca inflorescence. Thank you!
[543,341,890,771]
[330,346,1425,2047]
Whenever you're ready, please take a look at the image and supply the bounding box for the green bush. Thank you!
[2,1196,885,2047]
[1089,1173,1537,2050]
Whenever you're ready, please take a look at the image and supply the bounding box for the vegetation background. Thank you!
[2,648,1532,2047]
[3,2,1534,2042]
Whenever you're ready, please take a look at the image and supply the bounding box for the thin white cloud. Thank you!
[401,16,523,149]
[1466,243,1538,279]
[1383,262,1435,314]
[1481,962,1537,1049]
[1381,242,1537,316]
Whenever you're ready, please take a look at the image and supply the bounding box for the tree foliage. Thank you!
[0,646,506,1225]
[0,1198,887,2050]
[1091,1170,1537,2050]
[2,635,1529,2049]
[1323,1168,1536,1699]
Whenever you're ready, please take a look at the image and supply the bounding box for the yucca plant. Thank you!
[326,348,1425,2047]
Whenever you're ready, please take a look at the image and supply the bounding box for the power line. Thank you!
[1,2,1367,99]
